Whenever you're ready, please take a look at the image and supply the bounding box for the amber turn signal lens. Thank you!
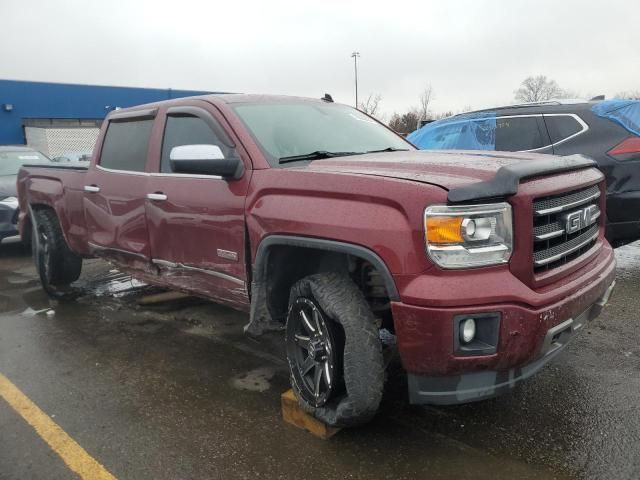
[426,216,464,244]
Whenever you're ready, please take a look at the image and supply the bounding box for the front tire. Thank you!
[32,209,82,299]
[286,272,384,427]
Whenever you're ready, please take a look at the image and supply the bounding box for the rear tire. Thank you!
[32,209,82,299]
[285,272,384,427]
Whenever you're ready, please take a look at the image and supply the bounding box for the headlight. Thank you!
[0,196,18,208]
[424,203,513,269]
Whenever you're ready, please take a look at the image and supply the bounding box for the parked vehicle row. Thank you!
[51,151,92,163]
[408,99,640,246]
[17,94,615,427]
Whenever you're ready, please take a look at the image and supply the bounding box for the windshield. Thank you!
[232,102,412,166]
[0,150,50,176]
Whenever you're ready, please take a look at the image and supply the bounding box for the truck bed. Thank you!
[17,164,90,255]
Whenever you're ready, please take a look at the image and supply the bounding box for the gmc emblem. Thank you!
[563,205,599,234]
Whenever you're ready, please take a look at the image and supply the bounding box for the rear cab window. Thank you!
[99,118,154,172]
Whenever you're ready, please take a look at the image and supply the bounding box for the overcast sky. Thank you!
[2,0,638,119]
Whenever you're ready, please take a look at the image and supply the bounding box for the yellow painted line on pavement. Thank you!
[0,373,117,480]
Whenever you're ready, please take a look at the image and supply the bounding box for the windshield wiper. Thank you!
[364,147,410,154]
[279,150,361,164]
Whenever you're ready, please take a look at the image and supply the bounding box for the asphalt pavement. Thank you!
[1,241,639,480]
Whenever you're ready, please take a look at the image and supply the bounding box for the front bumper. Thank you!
[391,242,616,405]
[406,280,615,405]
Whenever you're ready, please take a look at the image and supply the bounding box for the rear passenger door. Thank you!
[144,103,252,308]
[83,109,155,266]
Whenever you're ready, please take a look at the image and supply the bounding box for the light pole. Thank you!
[351,51,360,108]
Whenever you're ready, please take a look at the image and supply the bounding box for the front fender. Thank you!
[245,168,444,276]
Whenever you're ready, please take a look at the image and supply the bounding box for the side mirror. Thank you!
[169,144,243,179]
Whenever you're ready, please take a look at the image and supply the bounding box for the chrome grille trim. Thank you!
[533,185,600,216]
[532,184,601,272]
[534,225,599,266]
[533,209,601,241]
[535,229,565,241]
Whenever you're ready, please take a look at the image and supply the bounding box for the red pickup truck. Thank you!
[17,94,616,427]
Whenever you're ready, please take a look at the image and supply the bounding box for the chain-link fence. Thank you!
[25,126,99,158]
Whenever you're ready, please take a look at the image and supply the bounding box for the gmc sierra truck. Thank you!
[17,94,616,427]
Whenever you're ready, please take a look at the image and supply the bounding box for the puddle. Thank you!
[231,367,276,392]
[20,307,52,317]
[6,275,32,285]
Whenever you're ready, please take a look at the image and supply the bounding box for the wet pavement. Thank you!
[1,242,640,480]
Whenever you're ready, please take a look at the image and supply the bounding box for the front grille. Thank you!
[533,185,599,214]
[533,185,601,273]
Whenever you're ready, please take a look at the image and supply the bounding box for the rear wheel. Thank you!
[286,272,384,427]
[32,209,82,299]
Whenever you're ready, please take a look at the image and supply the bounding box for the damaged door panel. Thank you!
[143,103,251,308]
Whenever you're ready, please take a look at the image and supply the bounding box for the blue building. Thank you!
[0,79,215,156]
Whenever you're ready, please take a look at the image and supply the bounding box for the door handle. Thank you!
[84,185,100,193]
[146,193,168,201]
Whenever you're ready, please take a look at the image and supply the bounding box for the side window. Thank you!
[100,119,153,172]
[411,118,496,151]
[495,117,545,151]
[160,115,226,173]
[544,115,583,144]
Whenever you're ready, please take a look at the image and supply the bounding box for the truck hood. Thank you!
[301,150,557,192]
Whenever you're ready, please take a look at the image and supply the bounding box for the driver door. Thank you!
[144,103,252,309]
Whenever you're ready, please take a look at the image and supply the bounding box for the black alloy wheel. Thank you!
[286,297,338,407]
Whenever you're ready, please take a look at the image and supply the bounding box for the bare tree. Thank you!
[418,84,434,120]
[556,88,581,99]
[358,93,382,116]
[433,110,454,120]
[615,90,640,100]
[514,75,563,102]
[388,108,421,134]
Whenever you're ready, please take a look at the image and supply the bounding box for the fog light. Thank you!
[460,318,476,344]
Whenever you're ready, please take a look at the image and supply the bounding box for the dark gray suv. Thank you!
[408,99,640,246]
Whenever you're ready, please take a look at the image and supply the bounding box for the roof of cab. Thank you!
[107,93,335,116]
[211,93,330,104]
